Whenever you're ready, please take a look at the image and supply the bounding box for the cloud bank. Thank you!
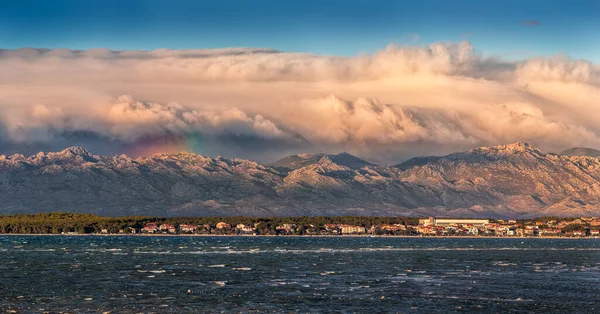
[0,42,598,163]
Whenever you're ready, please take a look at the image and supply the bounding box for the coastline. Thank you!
[1,233,597,239]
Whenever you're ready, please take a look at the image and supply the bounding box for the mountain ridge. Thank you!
[269,152,375,171]
[2,143,600,218]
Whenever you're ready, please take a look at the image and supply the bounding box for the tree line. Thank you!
[0,212,591,235]
[0,212,420,234]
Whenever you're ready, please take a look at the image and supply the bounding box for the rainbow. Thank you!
[124,134,205,157]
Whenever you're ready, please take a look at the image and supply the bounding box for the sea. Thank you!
[0,236,598,313]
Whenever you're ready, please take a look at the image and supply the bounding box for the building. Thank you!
[380,224,406,232]
[573,230,586,237]
[419,218,434,226]
[516,228,525,236]
[540,228,562,236]
[159,224,177,233]
[493,226,510,236]
[339,225,366,234]
[180,224,198,233]
[323,224,339,234]
[216,222,230,229]
[236,224,255,234]
[417,225,438,235]
[276,224,296,233]
[419,217,490,227]
[524,226,538,236]
[142,223,159,233]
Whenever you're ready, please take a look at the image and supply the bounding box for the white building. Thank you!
[340,225,366,234]
[419,217,489,227]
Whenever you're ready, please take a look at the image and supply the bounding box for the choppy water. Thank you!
[0,236,599,313]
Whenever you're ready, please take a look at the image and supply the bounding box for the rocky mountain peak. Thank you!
[148,151,204,159]
[455,142,545,162]
[321,152,375,169]
[474,141,540,155]
[270,151,373,171]
[50,146,99,162]
[61,146,91,155]
[504,141,532,150]
[7,153,26,161]
[396,142,544,170]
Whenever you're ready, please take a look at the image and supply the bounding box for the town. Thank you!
[1,213,599,237]
[108,216,600,238]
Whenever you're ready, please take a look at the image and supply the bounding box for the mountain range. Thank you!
[2,142,600,218]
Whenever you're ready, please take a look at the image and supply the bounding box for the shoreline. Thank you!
[0,233,597,239]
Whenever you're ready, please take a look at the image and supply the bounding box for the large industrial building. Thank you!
[419,217,490,227]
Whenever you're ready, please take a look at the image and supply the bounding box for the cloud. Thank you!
[273,96,598,161]
[0,41,506,83]
[0,42,598,163]
[516,55,598,83]
[105,95,291,140]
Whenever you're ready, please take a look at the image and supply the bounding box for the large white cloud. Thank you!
[106,95,290,140]
[9,95,292,142]
[0,41,598,163]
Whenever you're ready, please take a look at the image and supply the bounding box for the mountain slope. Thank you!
[396,142,600,216]
[2,143,600,217]
[269,152,374,171]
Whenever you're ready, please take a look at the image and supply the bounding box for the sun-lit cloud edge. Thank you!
[0,41,598,163]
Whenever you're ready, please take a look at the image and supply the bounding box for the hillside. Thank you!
[2,142,600,217]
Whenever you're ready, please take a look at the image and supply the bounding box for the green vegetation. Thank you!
[0,212,419,235]
[560,223,586,232]
[0,213,152,234]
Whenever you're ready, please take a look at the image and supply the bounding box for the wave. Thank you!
[424,294,534,302]
[124,247,600,255]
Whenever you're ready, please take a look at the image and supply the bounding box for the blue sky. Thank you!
[1,0,598,61]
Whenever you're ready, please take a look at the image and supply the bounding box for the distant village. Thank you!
[96,216,600,238]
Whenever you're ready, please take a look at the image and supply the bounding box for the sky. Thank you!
[1,0,599,60]
[0,0,599,163]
